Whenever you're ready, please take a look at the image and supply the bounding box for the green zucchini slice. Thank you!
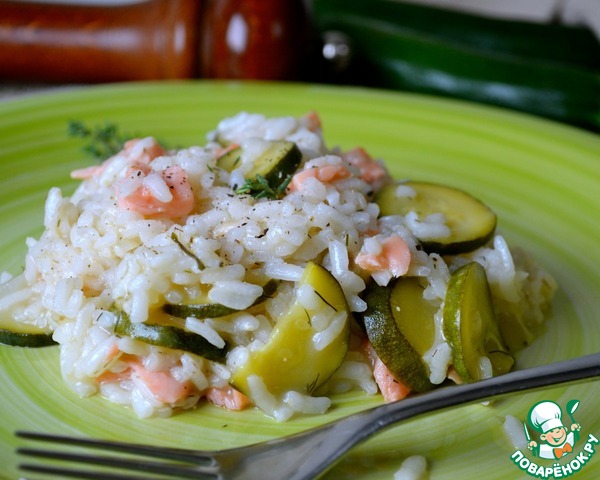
[0,274,56,348]
[361,278,435,393]
[218,140,302,196]
[163,279,278,319]
[215,145,242,171]
[231,262,350,397]
[375,181,497,254]
[114,310,228,363]
[0,318,56,348]
[443,262,514,382]
[249,141,302,187]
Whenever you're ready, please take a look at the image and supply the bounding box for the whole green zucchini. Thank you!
[314,0,600,70]
[314,13,600,131]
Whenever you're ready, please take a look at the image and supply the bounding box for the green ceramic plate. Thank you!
[1,81,599,479]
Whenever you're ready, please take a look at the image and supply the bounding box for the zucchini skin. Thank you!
[164,279,279,319]
[314,0,600,70]
[114,311,228,363]
[0,330,57,348]
[314,13,600,131]
[361,282,434,393]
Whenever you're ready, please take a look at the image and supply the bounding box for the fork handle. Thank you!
[292,352,600,479]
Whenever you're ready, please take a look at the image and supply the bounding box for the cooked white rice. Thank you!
[0,111,556,420]
[394,455,429,480]
[504,414,529,450]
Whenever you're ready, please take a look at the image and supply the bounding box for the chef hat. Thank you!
[529,401,564,433]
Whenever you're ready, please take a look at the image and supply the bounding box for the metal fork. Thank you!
[17,352,600,480]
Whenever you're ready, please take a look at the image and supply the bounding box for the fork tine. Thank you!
[17,431,221,480]
[18,448,219,479]
[16,431,215,464]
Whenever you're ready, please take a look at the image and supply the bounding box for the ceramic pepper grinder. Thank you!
[200,0,312,80]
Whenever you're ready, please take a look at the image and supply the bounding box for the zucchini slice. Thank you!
[249,141,302,187]
[389,277,437,358]
[361,278,435,392]
[163,279,278,319]
[163,302,235,321]
[375,181,496,254]
[0,317,56,348]
[219,140,302,197]
[231,262,350,397]
[443,262,513,382]
[114,310,228,363]
[215,145,242,172]
[0,274,56,348]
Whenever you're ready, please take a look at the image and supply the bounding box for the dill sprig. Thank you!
[235,174,292,200]
[68,120,129,161]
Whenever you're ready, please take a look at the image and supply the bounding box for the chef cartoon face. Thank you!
[541,425,569,446]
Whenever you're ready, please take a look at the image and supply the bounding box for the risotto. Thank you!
[0,111,556,421]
